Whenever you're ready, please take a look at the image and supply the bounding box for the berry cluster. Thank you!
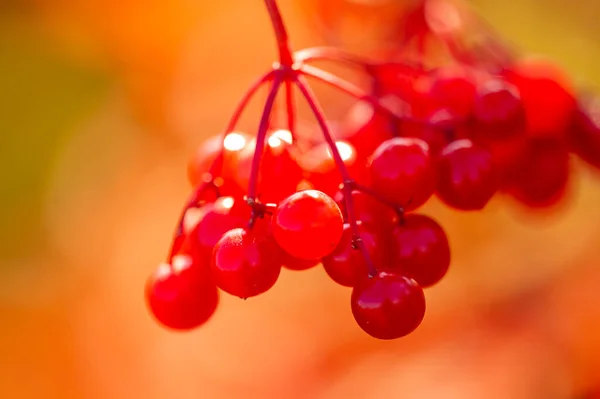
[145,0,600,339]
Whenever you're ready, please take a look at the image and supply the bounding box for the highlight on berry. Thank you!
[145,0,600,340]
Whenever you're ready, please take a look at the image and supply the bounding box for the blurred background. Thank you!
[1,0,600,398]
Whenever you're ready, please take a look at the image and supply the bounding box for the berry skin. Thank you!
[505,58,576,138]
[507,138,570,208]
[280,251,320,271]
[323,222,388,287]
[369,137,436,211]
[272,190,344,261]
[429,66,477,120]
[334,189,398,231]
[146,255,219,331]
[191,197,246,262]
[387,214,450,287]
[211,228,282,298]
[473,78,526,138]
[570,97,600,169]
[351,272,426,340]
[437,139,499,210]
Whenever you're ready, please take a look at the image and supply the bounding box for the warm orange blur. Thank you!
[1,0,600,398]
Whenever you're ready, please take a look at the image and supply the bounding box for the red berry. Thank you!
[570,97,600,169]
[429,66,477,120]
[191,196,245,261]
[351,272,426,340]
[281,252,320,271]
[187,134,222,186]
[232,130,303,203]
[146,255,219,331]
[505,58,576,138]
[272,190,344,260]
[301,141,368,198]
[437,139,499,210]
[211,228,282,298]
[507,138,570,208]
[401,108,462,157]
[323,222,388,287]
[369,137,436,211]
[387,214,450,287]
[334,189,397,230]
[473,78,526,138]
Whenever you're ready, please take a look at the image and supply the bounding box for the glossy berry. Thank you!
[473,78,525,138]
[401,108,462,157]
[211,228,282,298]
[505,59,576,138]
[280,251,320,271]
[508,138,570,208]
[369,137,436,211]
[272,190,344,260]
[429,66,477,120]
[351,272,426,340]
[334,189,397,231]
[191,197,245,262]
[388,214,450,287]
[146,255,219,331]
[570,97,600,169]
[323,222,388,287]
[437,139,499,210]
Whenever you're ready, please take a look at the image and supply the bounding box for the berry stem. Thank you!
[352,182,405,217]
[264,0,294,67]
[294,75,377,278]
[285,79,296,139]
[246,73,284,206]
[224,69,276,134]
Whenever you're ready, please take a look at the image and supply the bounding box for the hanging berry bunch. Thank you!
[145,0,600,340]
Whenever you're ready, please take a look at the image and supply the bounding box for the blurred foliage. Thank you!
[0,12,109,260]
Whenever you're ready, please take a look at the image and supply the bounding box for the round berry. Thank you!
[369,137,436,211]
[388,214,450,287]
[334,189,398,231]
[437,139,499,210]
[272,190,344,260]
[351,272,426,340]
[211,228,282,298]
[429,66,477,120]
[473,78,526,138]
[323,222,388,287]
[146,255,219,331]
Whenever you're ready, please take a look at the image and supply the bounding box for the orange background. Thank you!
[1,0,600,398]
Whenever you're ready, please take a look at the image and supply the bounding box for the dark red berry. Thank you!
[146,255,219,331]
[334,189,397,230]
[387,214,450,287]
[351,272,426,340]
[211,228,282,298]
[323,222,388,287]
[429,66,477,120]
[437,139,499,210]
[272,190,344,260]
[570,97,600,169]
[473,78,526,138]
[369,137,436,211]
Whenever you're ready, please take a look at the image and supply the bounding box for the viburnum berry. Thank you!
[146,254,219,331]
[400,108,463,157]
[323,221,389,287]
[368,137,436,211]
[351,272,426,340]
[570,97,600,169]
[272,189,344,260]
[387,214,450,287]
[437,139,499,210]
[472,78,526,138]
[334,189,398,231]
[211,228,282,298]
[428,65,477,120]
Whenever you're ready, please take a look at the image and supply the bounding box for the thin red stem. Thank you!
[247,73,284,205]
[264,0,293,66]
[285,79,296,139]
[294,75,377,278]
[224,69,276,134]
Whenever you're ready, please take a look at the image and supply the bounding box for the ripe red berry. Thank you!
[473,78,526,138]
[272,190,344,260]
[437,139,499,210]
[191,196,245,261]
[211,228,282,298]
[507,138,570,208]
[570,97,600,170]
[351,272,426,340]
[505,58,576,139]
[401,108,462,157]
[387,214,450,287]
[187,134,223,186]
[146,255,219,331]
[323,222,388,287]
[429,66,477,120]
[368,137,436,211]
[334,189,398,230]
